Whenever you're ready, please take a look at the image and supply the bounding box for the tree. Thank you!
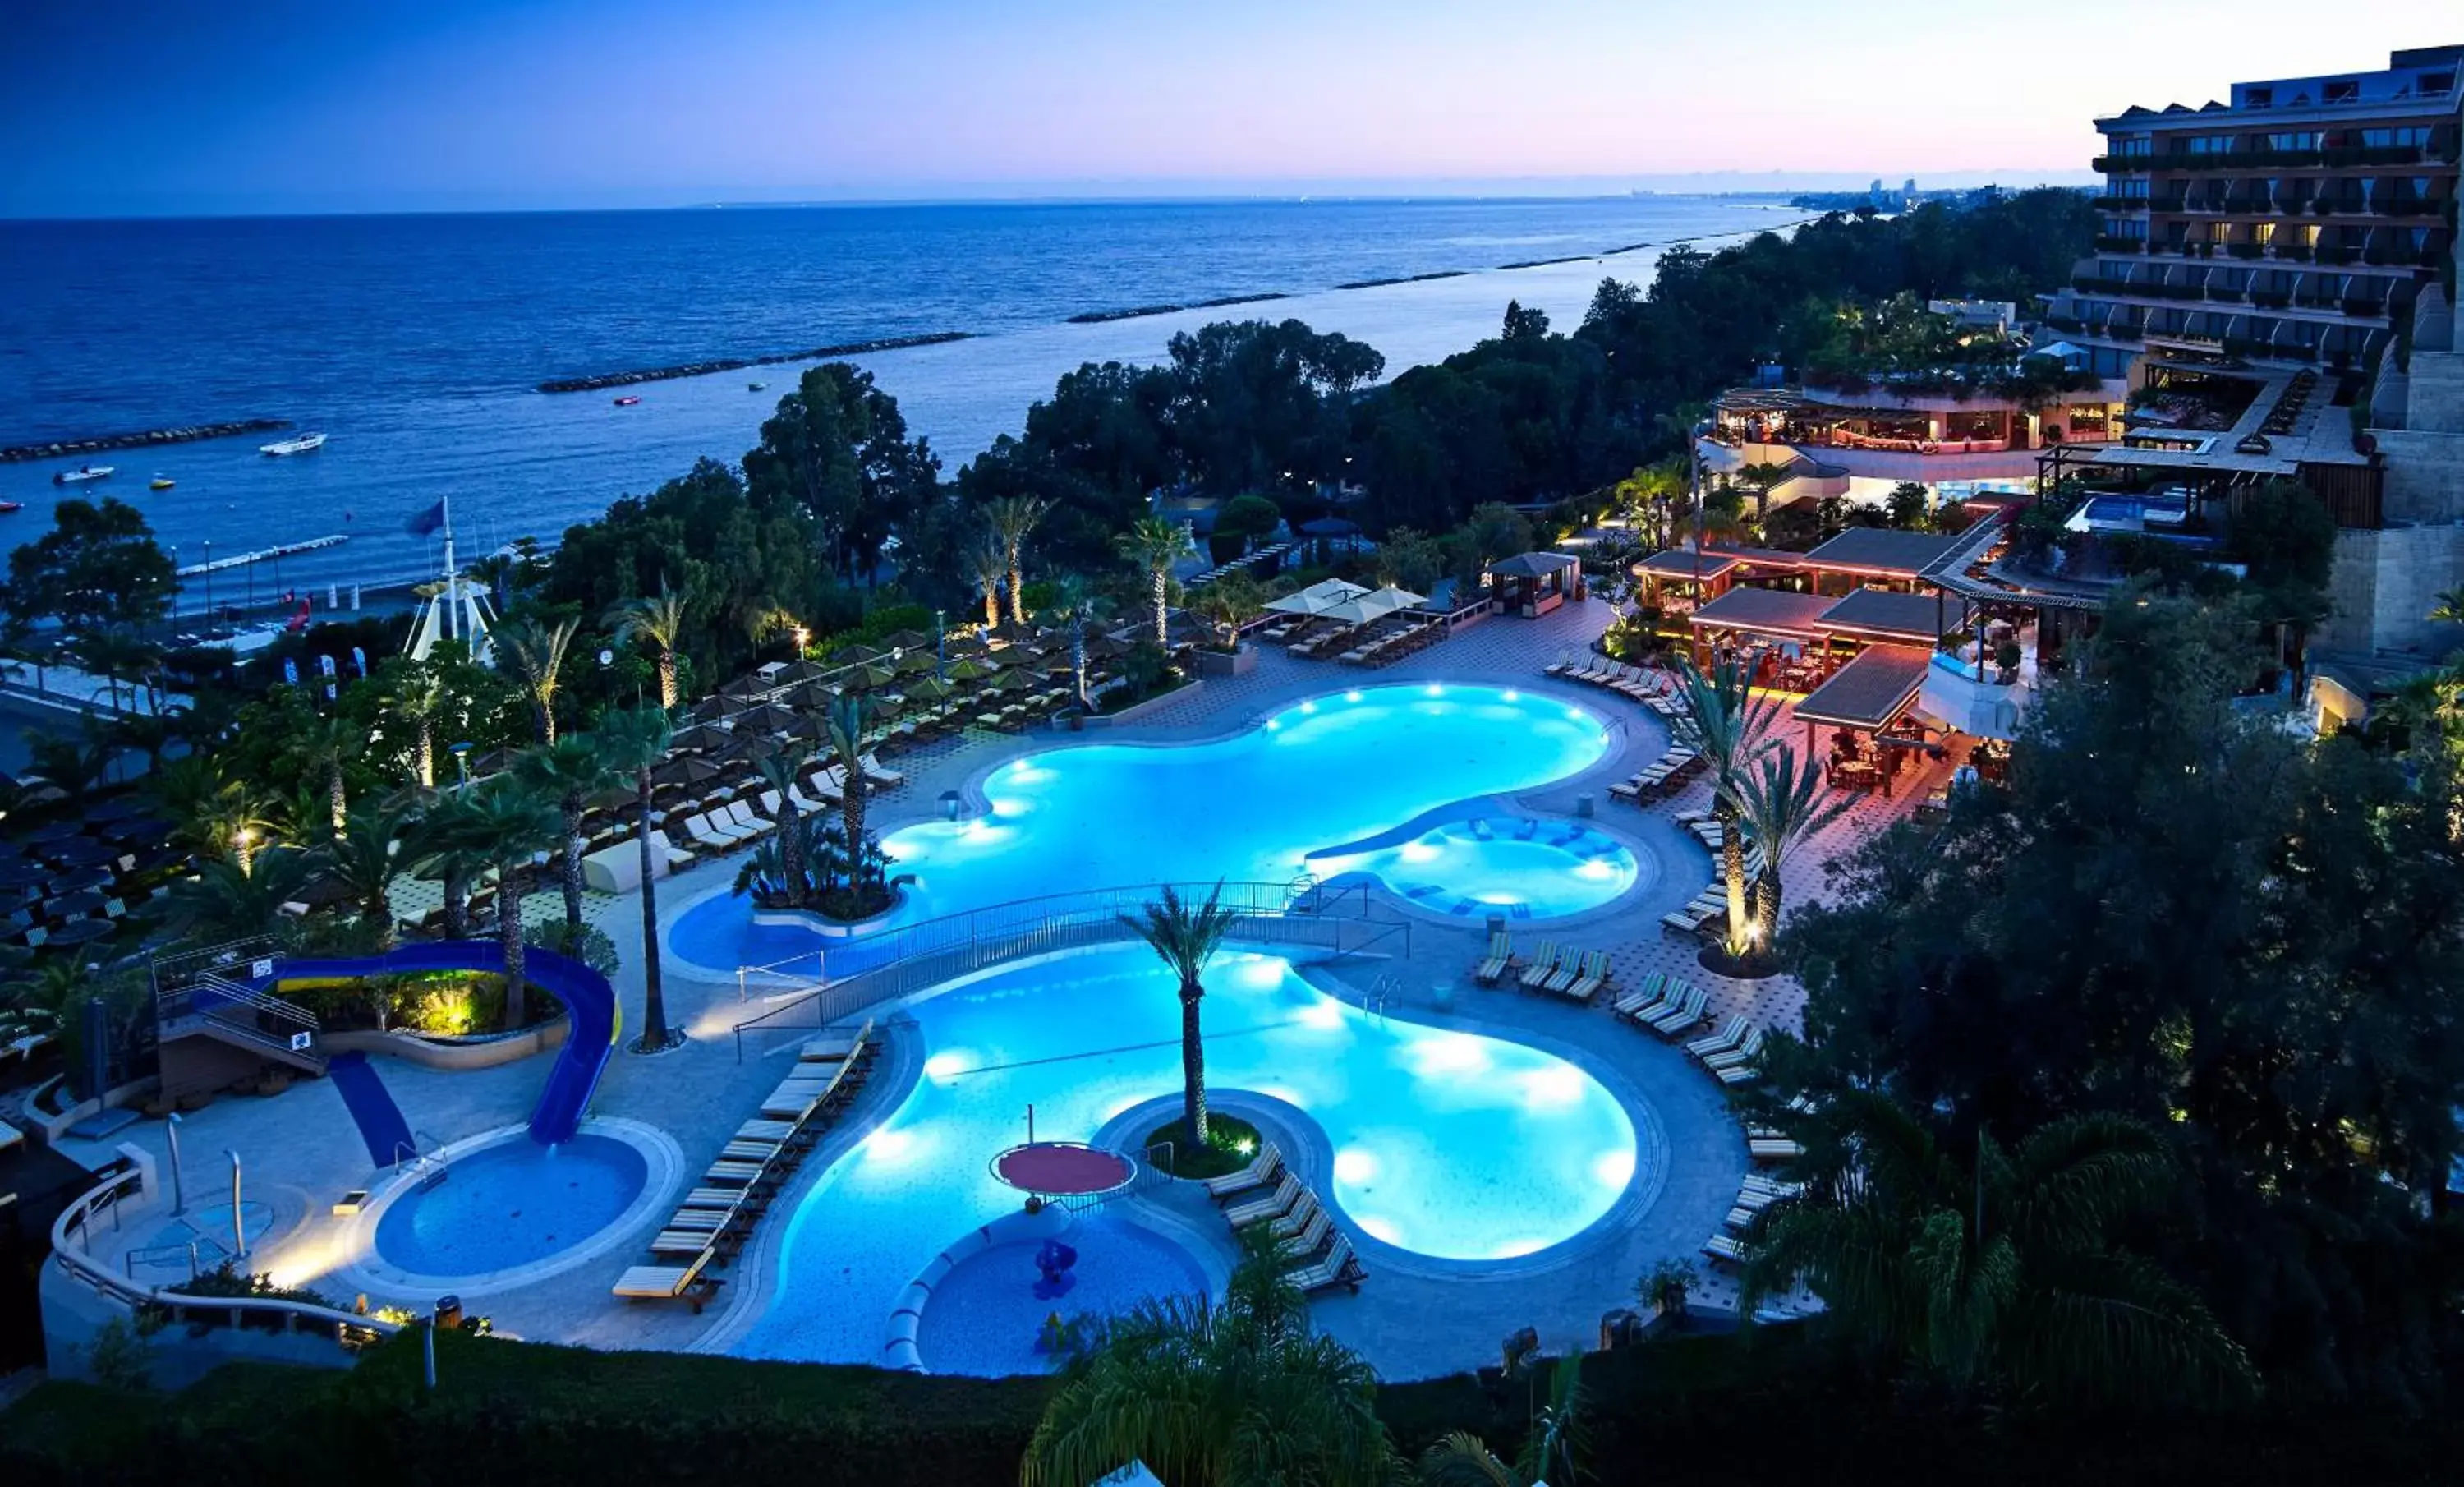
[1022,1237,1398,1487]
[1046,576,1110,709]
[1886,481,1933,531]
[1211,493,1285,557]
[1666,656,1782,955]
[1736,460,1793,522]
[984,495,1051,625]
[1501,298,1551,342]
[963,535,1008,630]
[156,757,271,865]
[378,658,448,789]
[742,363,940,585]
[2430,586,2464,626]
[288,715,362,840]
[755,745,809,895]
[1373,527,1446,597]
[1723,744,1851,946]
[598,704,678,1051]
[165,846,315,941]
[1119,882,1238,1148]
[462,780,561,1029]
[76,627,160,716]
[517,732,619,932]
[1116,516,1195,645]
[2,497,176,635]
[497,618,578,744]
[408,791,492,941]
[1418,1351,1585,1487]
[821,693,872,847]
[24,717,112,795]
[315,805,410,950]
[1189,570,1266,651]
[608,582,689,711]
[1740,1093,2255,1409]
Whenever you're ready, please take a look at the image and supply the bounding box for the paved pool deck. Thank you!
[53,598,1944,1377]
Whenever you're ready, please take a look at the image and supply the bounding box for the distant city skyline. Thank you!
[4,0,2456,218]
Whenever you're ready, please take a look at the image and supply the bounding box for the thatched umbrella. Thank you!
[985,668,1033,693]
[833,643,885,666]
[685,696,730,723]
[844,662,897,691]
[651,756,726,792]
[784,680,839,711]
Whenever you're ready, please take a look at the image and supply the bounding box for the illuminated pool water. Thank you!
[372,1135,647,1278]
[731,946,1639,1364]
[672,684,1637,969]
[914,1212,1210,1377]
[1312,817,1639,919]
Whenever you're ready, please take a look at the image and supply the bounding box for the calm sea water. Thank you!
[0,198,1789,597]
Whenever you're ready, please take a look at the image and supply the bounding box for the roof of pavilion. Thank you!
[1794,644,1933,730]
[1801,528,1964,578]
[1813,587,1948,644]
[1688,587,1835,637]
[1636,550,1740,581]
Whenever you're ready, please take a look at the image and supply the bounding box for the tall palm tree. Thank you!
[498,617,578,744]
[77,627,159,717]
[408,790,493,940]
[1418,1351,1586,1487]
[1022,1240,1399,1487]
[516,732,619,932]
[2427,586,2464,626]
[1740,1093,2255,1408]
[608,582,689,711]
[984,495,1051,625]
[290,714,362,840]
[1723,744,1853,948]
[382,661,447,788]
[821,693,871,848]
[963,536,1008,631]
[1046,575,1110,709]
[755,745,809,896]
[462,780,562,1029]
[1736,459,1793,522]
[1666,655,1781,956]
[598,704,678,1051]
[155,759,271,867]
[314,805,410,949]
[1117,516,1196,646]
[165,846,315,941]
[1119,882,1238,1147]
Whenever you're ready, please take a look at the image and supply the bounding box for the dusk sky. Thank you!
[5,1,2458,216]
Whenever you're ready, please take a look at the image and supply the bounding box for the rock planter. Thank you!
[1193,645,1257,679]
[750,884,910,943]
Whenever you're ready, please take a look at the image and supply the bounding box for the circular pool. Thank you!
[1312,817,1642,919]
[370,1132,650,1281]
[913,1213,1211,1377]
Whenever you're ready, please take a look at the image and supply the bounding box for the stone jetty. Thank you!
[537,331,974,394]
[2,418,290,463]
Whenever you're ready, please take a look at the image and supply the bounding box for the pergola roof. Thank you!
[1490,550,1581,578]
[1688,587,1834,638]
[1637,550,1740,581]
[1814,587,1946,644]
[1802,528,1963,578]
[1795,644,1932,730]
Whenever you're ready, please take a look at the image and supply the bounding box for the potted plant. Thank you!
[1638,1259,1697,1333]
[1993,638,2024,685]
[1189,571,1266,677]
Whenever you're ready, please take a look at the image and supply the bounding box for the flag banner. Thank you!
[404,500,447,536]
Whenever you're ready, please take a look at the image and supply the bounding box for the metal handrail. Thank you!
[182,970,318,1028]
[729,879,1405,1061]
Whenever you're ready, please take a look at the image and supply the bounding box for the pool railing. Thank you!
[730,879,1407,1061]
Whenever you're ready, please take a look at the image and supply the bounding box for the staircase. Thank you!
[155,968,324,1101]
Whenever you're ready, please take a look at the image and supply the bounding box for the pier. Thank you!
[536,331,975,394]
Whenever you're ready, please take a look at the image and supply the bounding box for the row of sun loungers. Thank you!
[1544,651,1669,703]
[1202,1140,1365,1293]
[1337,619,1443,667]
[1469,934,1613,1003]
[612,1019,880,1311]
[1607,747,1701,802]
[1609,972,1708,1036]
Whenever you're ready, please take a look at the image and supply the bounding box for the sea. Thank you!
[0,196,1793,606]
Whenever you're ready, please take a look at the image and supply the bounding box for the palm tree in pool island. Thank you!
[1117,515,1195,646]
[821,692,872,846]
[600,702,681,1050]
[1120,882,1239,1148]
[985,495,1050,626]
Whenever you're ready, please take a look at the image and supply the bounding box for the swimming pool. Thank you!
[913,1212,1211,1377]
[670,684,1634,970]
[730,945,1639,1364]
[371,1133,647,1278]
[1310,817,1639,919]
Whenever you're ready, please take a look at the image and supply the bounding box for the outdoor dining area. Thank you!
[1260,578,1445,666]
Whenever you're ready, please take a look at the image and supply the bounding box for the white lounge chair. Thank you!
[1204,1143,1282,1199]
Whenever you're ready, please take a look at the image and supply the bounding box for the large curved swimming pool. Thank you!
[731,945,1639,1365]
[671,684,1640,971]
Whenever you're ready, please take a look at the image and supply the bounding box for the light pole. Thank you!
[201,539,214,623]
[226,1149,246,1260]
[935,609,945,678]
[166,1112,187,1214]
[451,741,473,790]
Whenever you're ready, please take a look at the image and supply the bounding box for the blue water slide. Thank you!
[264,941,621,1147]
[326,1051,417,1167]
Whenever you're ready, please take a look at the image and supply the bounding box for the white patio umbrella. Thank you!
[1314,587,1425,625]
[1263,578,1373,615]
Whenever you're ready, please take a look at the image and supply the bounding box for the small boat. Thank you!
[747,381,766,392]
[0,501,22,514]
[53,465,113,485]
[150,476,176,490]
[260,432,328,457]
[613,395,641,407]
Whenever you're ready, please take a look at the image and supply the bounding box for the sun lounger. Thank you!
[799,1016,876,1063]
[1268,1190,1323,1242]
[1702,1232,1747,1264]
[664,1205,735,1233]
[1702,1025,1764,1070]
[614,1249,724,1311]
[1686,1015,1752,1060]
[857,753,904,789]
[1643,983,1708,1035]
[1472,931,1513,986]
[705,1159,766,1185]
[1562,950,1610,1002]
[1224,1172,1303,1229]
[1717,1060,1764,1087]
[721,1139,781,1162]
[681,813,738,850]
[1611,973,1671,1020]
[1288,1232,1362,1293]
[1747,1137,1804,1162]
[1542,948,1588,996]
[736,1119,796,1144]
[1517,941,1564,990]
[1204,1142,1282,1200]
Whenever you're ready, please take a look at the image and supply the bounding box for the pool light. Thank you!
[1519,1065,1588,1107]
[1266,718,1281,732]
[1345,689,1363,702]
[1297,995,1348,1030]
[923,1051,973,1080]
[1574,859,1618,882]
[863,1127,921,1167]
[1400,840,1441,864]
[1424,684,1444,697]
[1300,700,1317,714]
[1333,1147,1379,1184]
[1594,1149,1638,1189]
[1409,1032,1492,1079]
[1355,1214,1402,1245]
[1489,1236,1548,1259]
[1502,688,1520,702]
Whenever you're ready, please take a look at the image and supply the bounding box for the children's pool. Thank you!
[372,1134,648,1278]
[913,1212,1211,1377]
[670,684,1638,970]
[1310,817,1639,919]
[730,946,1639,1365]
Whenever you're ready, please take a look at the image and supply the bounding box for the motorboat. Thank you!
[747,381,766,392]
[0,501,21,514]
[52,465,113,485]
[260,432,328,457]
[149,476,176,490]
[613,395,641,407]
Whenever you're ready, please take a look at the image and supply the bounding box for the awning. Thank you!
[1315,587,1425,624]
[1265,578,1373,615]
[1636,550,1740,582]
[1687,587,1835,638]
[1795,645,1933,730]
[1800,528,1962,579]
[1814,587,1947,645]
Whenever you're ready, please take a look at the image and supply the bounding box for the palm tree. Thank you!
[1418,1351,1585,1487]
[821,693,871,847]
[462,780,562,1029]
[2428,587,2464,626]
[1117,515,1196,646]
[154,759,270,866]
[290,715,362,840]
[1119,882,1238,1148]
[598,704,678,1051]
[1191,570,1266,651]
[24,720,112,795]
[963,535,1008,631]
[315,805,410,949]
[165,846,315,941]
[755,745,810,896]
[1022,1239,1399,1487]
[1723,744,1853,948]
[77,627,159,717]
[107,708,177,776]
[498,617,578,744]
[516,732,619,932]
[1666,655,1781,956]
[609,582,689,711]
[408,790,493,940]
[1740,1093,2255,1408]
[1046,575,1111,709]
[984,495,1051,625]
[1736,459,1793,522]
[382,661,447,788]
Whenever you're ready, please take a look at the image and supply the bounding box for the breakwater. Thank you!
[1066,292,1291,325]
[536,331,975,394]
[1,419,290,464]
[1336,269,1470,291]
[1497,254,1597,270]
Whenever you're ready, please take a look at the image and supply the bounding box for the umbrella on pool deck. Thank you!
[942,630,988,654]
[877,628,932,651]
[582,784,637,813]
[943,656,993,682]
[669,723,734,754]
[847,663,897,691]
[47,919,115,947]
[651,756,727,791]
[783,680,839,710]
[772,659,831,687]
[21,821,83,845]
[47,889,111,918]
[730,702,800,735]
[43,840,119,872]
[891,649,936,675]
[1264,578,1372,616]
[83,798,145,823]
[684,696,730,723]
[902,674,957,702]
[984,668,1033,693]
[832,643,885,667]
